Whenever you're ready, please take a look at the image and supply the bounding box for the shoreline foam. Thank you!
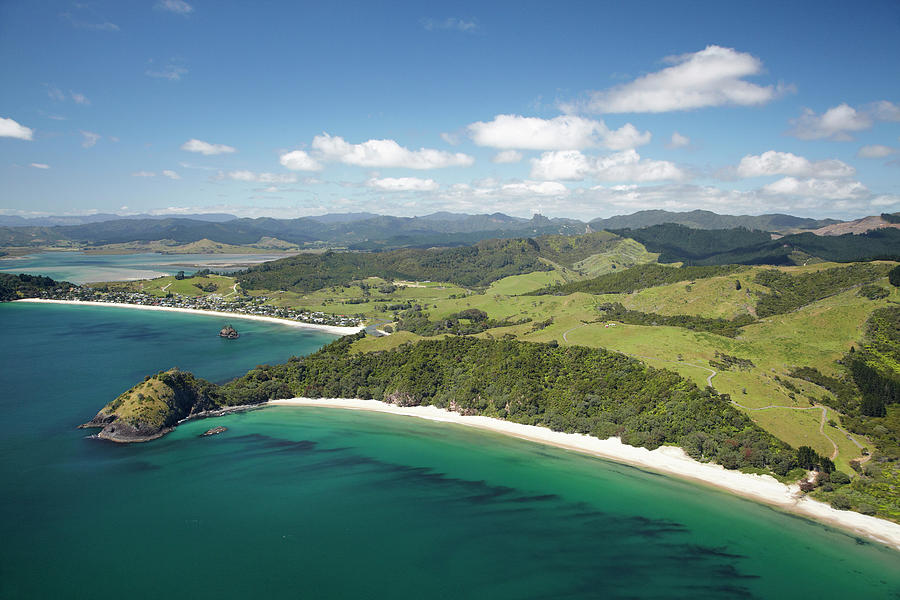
[15,298,364,336]
[268,397,900,552]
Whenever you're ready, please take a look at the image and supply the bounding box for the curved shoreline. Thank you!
[15,298,364,336]
[268,397,900,552]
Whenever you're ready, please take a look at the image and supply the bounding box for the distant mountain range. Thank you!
[0,212,239,227]
[0,209,896,251]
[588,209,840,232]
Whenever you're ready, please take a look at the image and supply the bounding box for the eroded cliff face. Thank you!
[80,368,223,442]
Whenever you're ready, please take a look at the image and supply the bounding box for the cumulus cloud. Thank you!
[311,134,474,169]
[132,171,156,177]
[667,132,690,149]
[421,17,478,33]
[80,131,101,148]
[567,46,780,114]
[789,104,873,141]
[492,150,523,164]
[279,150,323,171]
[30,163,50,169]
[162,170,181,180]
[736,150,854,178]
[762,177,868,200]
[0,117,34,140]
[858,144,896,158]
[70,92,90,105]
[367,177,439,192]
[870,101,900,122]
[467,114,651,151]
[156,0,193,14]
[181,139,236,155]
[224,170,298,184]
[530,149,684,182]
[499,181,568,197]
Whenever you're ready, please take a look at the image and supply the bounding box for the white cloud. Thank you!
[440,132,461,145]
[858,144,896,158]
[530,149,684,182]
[279,150,323,171]
[70,92,90,105]
[492,150,523,164]
[499,181,568,197]
[789,104,873,141]
[367,177,439,192]
[162,170,181,180]
[667,132,690,148]
[132,171,156,177]
[602,123,652,150]
[467,114,650,151]
[156,0,193,14]
[60,10,119,31]
[736,150,854,178]
[421,17,478,33]
[181,139,236,155]
[568,46,779,114]
[224,170,298,184]
[311,134,474,169]
[0,117,34,140]
[146,62,188,81]
[46,86,66,102]
[762,177,868,200]
[30,163,50,169]
[870,101,900,122]
[81,131,100,148]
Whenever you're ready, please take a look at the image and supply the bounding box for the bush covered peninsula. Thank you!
[5,220,900,525]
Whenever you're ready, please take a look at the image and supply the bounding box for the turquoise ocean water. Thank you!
[1,301,898,599]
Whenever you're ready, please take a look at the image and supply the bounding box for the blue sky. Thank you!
[2,0,899,220]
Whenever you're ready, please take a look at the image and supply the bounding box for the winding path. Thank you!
[561,322,589,343]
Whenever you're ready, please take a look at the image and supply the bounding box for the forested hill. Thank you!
[0,273,73,302]
[89,334,813,478]
[591,209,838,232]
[236,232,624,291]
[612,224,900,265]
[237,238,552,290]
[0,213,585,250]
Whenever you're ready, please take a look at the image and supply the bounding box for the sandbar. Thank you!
[15,298,364,336]
[269,397,900,552]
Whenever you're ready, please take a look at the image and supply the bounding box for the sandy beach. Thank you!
[16,298,364,336]
[269,397,900,552]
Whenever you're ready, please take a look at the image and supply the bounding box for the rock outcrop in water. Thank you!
[81,368,228,442]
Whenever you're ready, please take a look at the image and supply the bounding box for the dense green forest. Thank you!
[0,273,71,302]
[612,224,900,265]
[530,264,744,296]
[236,232,640,292]
[753,263,894,317]
[237,238,553,291]
[595,302,755,337]
[802,306,900,519]
[215,335,802,473]
[396,307,530,336]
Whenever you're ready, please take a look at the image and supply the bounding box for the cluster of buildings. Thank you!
[43,286,362,328]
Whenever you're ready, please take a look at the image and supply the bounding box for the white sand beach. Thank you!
[269,397,900,552]
[16,298,364,336]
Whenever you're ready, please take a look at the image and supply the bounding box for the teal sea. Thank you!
[0,251,285,283]
[1,301,899,599]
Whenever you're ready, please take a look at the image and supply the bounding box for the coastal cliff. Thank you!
[81,368,231,442]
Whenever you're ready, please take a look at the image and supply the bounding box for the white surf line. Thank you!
[16,299,364,336]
